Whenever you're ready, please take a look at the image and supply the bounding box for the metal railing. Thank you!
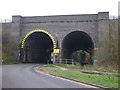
[109,16,118,19]
[0,19,12,23]
[55,59,74,65]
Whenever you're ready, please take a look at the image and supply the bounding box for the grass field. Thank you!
[44,69,119,88]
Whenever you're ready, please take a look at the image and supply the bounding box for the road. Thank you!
[2,64,99,88]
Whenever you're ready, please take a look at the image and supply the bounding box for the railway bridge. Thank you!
[2,12,110,64]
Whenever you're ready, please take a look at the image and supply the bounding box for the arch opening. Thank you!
[20,30,55,63]
[62,31,94,64]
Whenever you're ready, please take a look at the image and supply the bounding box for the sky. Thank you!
[0,0,119,20]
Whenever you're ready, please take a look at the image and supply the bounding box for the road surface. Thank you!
[2,64,99,88]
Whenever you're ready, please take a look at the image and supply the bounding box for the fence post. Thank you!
[72,59,73,66]
[53,55,55,64]
[66,59,67,65]
[60,59,61,64]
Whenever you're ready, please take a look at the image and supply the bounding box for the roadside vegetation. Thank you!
[44,69,119,88]
[2,33,21,64]
[42,64,119,88]
[2,52,20,64]
[46,64,120,73]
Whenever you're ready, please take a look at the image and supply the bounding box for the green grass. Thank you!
[44,69,119,88]
[2,52,21,64]
[45,64,56,67]
[51,64,119,73]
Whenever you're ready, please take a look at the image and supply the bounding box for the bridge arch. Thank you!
[20,29,56,63]
[62,31,94,64]
[21,29,56,49]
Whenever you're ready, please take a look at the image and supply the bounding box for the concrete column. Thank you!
[11,15,22,42]
[0,23,1,89]
[97,12,110,62]
[11,15,22,59]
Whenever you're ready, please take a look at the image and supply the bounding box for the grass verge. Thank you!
[45,64,56,67]
[43,69,119,88]
[46,64,119,74]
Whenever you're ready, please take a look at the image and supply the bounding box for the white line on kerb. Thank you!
[34,66,98,88]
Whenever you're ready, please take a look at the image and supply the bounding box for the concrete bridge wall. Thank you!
[2,12,112,63]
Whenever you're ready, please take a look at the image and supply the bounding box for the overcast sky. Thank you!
[0,0,119,20]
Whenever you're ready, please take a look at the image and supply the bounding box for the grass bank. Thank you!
[43,64,119,88]
[43,69,119,88]
[46,64,119,74]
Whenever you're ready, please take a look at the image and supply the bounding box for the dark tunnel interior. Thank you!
[62,31,94,59]
[23,32,53,63]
